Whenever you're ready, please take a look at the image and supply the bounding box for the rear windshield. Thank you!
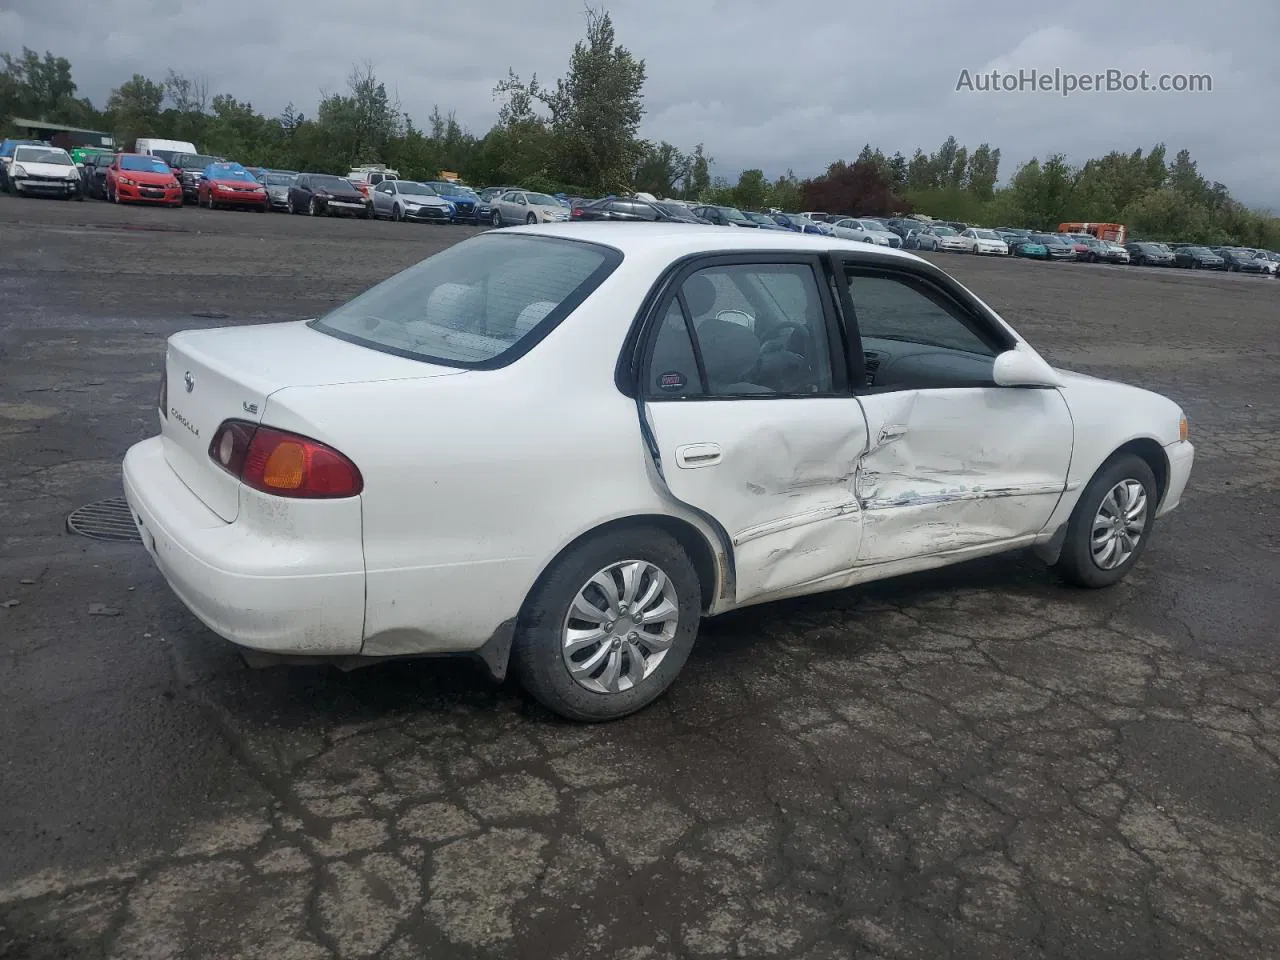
[311,234,622,368]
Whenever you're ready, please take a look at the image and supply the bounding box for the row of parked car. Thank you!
[5,138,1275,277]
[824,214,1279,275]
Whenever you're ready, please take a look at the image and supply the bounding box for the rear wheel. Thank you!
[1054,453,1158,589]
[513,528,701,722]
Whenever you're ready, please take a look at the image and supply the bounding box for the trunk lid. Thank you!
[161,320,463,521]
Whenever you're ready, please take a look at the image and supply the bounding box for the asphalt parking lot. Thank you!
[1,196,1278,960]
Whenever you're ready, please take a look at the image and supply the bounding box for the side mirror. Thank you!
[992,348,1064,388]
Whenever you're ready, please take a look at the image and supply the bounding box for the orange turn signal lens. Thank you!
[262,441,306,489]
[1179,416,1189,442]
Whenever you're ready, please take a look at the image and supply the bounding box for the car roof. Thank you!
[498,222,928,264]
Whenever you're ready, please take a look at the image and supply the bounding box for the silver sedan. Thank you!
[490,190,570,227]
[371,180,456,223]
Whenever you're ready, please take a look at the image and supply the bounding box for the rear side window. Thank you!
[312,234,621,368]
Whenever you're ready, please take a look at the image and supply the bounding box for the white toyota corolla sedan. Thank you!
[123,224,1194,721]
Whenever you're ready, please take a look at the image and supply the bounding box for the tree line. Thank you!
[2,8,1275,247]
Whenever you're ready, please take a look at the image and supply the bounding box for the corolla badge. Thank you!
[184,371,195,393]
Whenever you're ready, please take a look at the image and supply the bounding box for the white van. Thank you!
[133,138,199,167]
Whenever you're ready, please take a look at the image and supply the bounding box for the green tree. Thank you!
[769,170,803,211]
[106,74,165,145]
[499,7,646,193]
[732,168,767,210]
[965,144,1000,200]
[634,141,689,196]
[886,151,907,191]
[686,143,711,199]
[906,148,933,191]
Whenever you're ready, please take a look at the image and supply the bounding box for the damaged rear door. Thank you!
[836,261,1073,566]
[637,254,869,603]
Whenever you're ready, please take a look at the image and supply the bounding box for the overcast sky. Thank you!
[2,0,1275,208]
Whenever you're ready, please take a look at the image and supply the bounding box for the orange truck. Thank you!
[1059,221,1127,244]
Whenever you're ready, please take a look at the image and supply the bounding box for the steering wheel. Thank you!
[759,320,808,354]
[755,320,817,393]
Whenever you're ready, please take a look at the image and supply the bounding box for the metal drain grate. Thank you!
[66,496,143,543]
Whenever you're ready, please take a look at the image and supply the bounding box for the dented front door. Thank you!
[853,387,1073,565]
[645,398,869,603]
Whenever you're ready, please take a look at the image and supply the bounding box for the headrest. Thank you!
[682,274,718,317]
[697,318,760,385]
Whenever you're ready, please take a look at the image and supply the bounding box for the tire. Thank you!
[513,527,702,722]
[525,213,537,225]
[287,196,295,214]
[491,209,502,227]
[1054,453,1158,589]
[308,197,318,217]
[392,204,402,222]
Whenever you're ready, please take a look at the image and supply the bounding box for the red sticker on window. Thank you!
[658,371,687,390]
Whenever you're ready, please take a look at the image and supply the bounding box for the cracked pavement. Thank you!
[1,199,1278,959]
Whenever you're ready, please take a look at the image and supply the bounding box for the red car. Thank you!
[105,154,182,206]
[196,162,269,211]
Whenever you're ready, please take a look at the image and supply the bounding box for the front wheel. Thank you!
[308,198,318,217]
[526,213,537,225]
[392,204,402,222]
[1054,453,1158,589]
[513,528,702,722]
[491,209,503,227]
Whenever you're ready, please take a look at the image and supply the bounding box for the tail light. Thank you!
[570,206,584,218]
[209,420,363,498]
[158,369,167,417]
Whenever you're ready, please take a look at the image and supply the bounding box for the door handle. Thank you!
[675,443,722,469]
[877,423,908,443]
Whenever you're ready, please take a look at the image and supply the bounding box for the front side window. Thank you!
[846,272,996,357]
[646,263,834,398]
[312,235,620,367]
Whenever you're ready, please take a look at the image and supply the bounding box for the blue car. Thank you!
[424,181,482,223]
[770,213,828,235]
[1,138,45,192]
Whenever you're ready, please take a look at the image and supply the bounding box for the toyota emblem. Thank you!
[184,371,195,393]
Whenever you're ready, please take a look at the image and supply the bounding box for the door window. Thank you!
[848,273,994,355]
[647,263,834,398]
[844,270,1005,390]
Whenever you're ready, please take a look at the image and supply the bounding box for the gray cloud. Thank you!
[3,0,1275,208]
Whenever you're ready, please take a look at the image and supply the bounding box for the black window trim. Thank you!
[827,250,1017,395]
[308,233,625,372]
[623,251,852,403]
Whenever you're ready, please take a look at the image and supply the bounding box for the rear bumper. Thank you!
[122,436,366,654]
[1157,440,1194,517]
